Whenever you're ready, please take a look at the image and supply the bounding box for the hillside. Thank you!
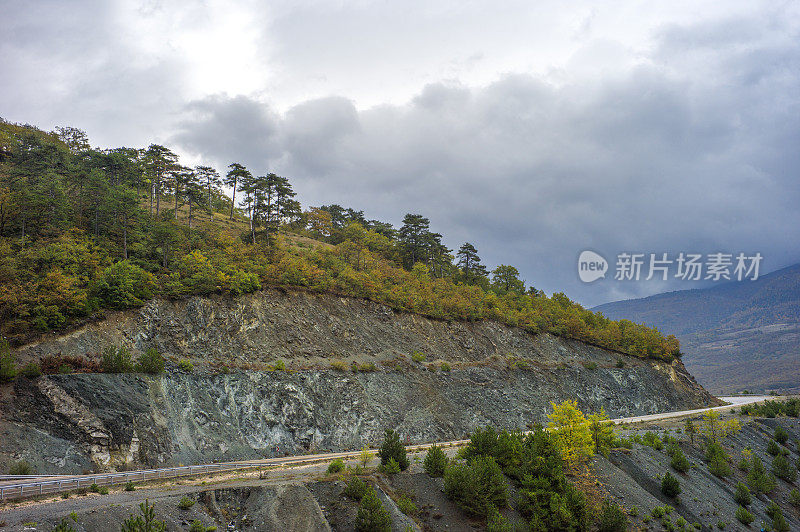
[0,118,681,363]
[594,263,800,394]
[0,288,715,475]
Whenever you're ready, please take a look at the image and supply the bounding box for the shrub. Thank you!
[273,360,285,371]
[0,340,17,383]
[136,348,165,374]
[772,454,797,482]
[774,426,789,445]
[423,444,448,477]
[747,456,777,494]
[121,499,165,532]
[670,449,690,473]
[89,483,100,493]
[343,476,368,500]
[440,362,451,371]
[178,496,195,510]
[790,488,800,508]
[330,360,347,371]
[706,443,731,478]
[327,458,345,474]
[582,361,598,370]
[189,521,216,532]
[642,431,663,451]
[735,506,754,526]
[379,457,400,474]
[767,439,780,456]
[377,429,409,471]
[661,472,681,498]
[734,482,751,506]
[616,357,625,368]
[487,511,515,532]
[20,362,42,379]
[773,512,789,532]
[52,518,77,532]
[598,499,627,532]
[125,481,136,491]
[8,460,33,475]
[101,346,134,373]
[358,446,374,468]
[411,351,425,363]
[396,494,418,515]
[90,260,154,310]
[444,456,507,517]
[355,488,391,532]
[177,359,194,373]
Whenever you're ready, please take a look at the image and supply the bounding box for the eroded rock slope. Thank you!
[1,289,716,473]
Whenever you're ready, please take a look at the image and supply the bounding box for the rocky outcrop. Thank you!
[0,289,717,474]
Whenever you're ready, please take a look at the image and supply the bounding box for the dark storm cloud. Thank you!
[172,14,800,306]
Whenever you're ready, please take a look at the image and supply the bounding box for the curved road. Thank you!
[0,395,777,501]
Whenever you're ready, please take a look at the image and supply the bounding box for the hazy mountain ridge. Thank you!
[594,263,800,393]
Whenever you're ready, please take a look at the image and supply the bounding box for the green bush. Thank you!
[767,439,780,456]
[735,506,754,526]
[9,460,33,475]
[790,488,800,508]
[411,351,425,363]
[0,340,17,383]
[121,498,165,532]
[772,454,797,482]
[52,518,77,532]
[423,444,448,477]
[97,486,109,495]
[343,476,368,500]
[670,449,690,473]
[443,456,508,517]
[598,499,627,532]
[89,483,100,493]
[90,261,155,310]
[273,360,285,371]
[377,429,409,471]
[440,362,451,371]
[774,426,789,445]
[661,472,681,498]
[101,346,134,373]
[734,482,751,506]
[125,481,136,491]
[706,443,731,478]
[615,357,625,368]
[643,431,663,450]
[136,348,165,374]
[396,494,418,515]
[327,458,345,474]
[189,520,217,532]
[177,359,194,373]
[379,457,400,474]
[582,361,598,370]
[747,456,777,494]
[355,487,391,532]
[178,496,195,510]
[20,362,42,378]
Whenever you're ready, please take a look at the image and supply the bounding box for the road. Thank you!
[0,394,778,501]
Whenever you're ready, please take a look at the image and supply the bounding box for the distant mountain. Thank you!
[594,263,800,394]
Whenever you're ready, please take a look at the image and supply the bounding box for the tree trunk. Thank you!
[122,215,128,259]
[229,180,237,220]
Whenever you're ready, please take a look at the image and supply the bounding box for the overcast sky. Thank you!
[2,0,799,306]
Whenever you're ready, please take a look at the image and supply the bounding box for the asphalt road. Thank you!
[0,394,779,501]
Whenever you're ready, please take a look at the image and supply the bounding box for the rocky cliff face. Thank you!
[1,289,717,474]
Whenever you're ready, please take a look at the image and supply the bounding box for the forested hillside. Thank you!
[0,118,680,361]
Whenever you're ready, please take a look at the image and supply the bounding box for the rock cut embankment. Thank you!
[1,289,717,473]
